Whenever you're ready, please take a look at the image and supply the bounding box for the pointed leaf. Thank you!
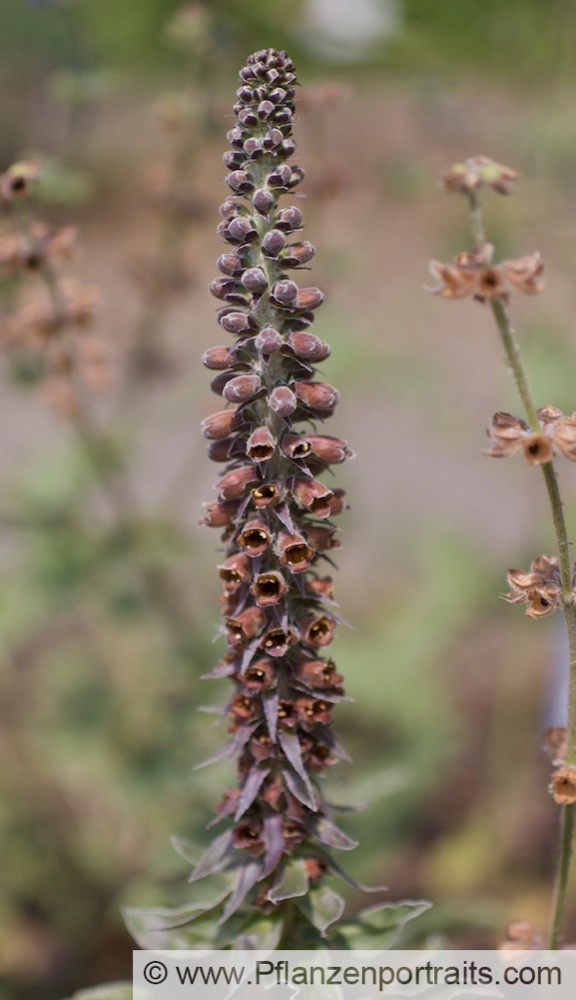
[282,765,319,812]
[359,899,432,942]
[278,728,308,782]
[268,858,310,903]
[123,905,221,950]
[313,817,358,850]
[240,636,262,674]
[274,503,295,534]
[320,850,388,892]
[188,830,234,883]
[261,811,285,878]
[234,766,270,821]
[123,890,229,950]
[170,835,202,866]
[218,858,263,924]
[296,885,345,936]
[263,691,279,741]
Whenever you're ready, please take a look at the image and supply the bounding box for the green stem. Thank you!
[467,193,576,946]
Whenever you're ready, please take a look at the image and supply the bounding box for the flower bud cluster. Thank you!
[196,49,355,923]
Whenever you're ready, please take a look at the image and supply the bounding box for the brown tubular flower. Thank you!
[192,48,356,941]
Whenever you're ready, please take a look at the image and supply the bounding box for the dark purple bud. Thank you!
[226,126,245,148]
[252,188,274,214]
[226,217,258,244]
[269,385,297,417]
[268,88,287,104]
[257,100,275,120]
[236,86,254,104]
[243,137,264,159]
[262,128,283,149]
[275,206,303,231]
[268,164,292,189]
[223,373,262,403]
[223,151,245,170]
[255,327,283,355]
[286,331,330,362]
[219,311,255,335]
[238,108,259,128]
[217,253,244,276]
[220,199,242,218]
[242,268,268,294]
[287,166,305,189]
[209,277,243,302]
[202,345,235,370]
[227,170,255,194]
[262,229,286,256]
[273,107,293,125]
[272,280,299,305]
[278,139,297,159]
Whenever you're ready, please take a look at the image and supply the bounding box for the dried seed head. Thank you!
[551,766,576,805]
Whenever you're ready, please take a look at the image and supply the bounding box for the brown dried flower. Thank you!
[485,408,576,464]
[440,155,519,196]
[428,245,543,303]
[551,767,576,805]
[502,555,574,618]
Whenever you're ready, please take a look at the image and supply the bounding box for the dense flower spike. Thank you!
[192,48,358,941]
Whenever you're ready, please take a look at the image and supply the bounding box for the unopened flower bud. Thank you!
[269,385,297,417]
[226,217,258,244]
[275,206,303,231]
[243,137,263,159]
[301,434,351,463]
[282,241,316,267]
[242,267,268,294]
[202,345,235,370]
[223,373,262,403]
[210,370,236,395]
[306,524,339,552]
[201,409,238,440]
[227,170,255,194]
[295,287,324,310]
[246,425,276,462]
[219,311,255,335]
[254,326,283,355]
[286,331,330,362]
[272,280,298,305]
[262,229,286,256]
[252,188,275,214]
[207,438,235,462]
[217,252,244,276]
[294,381,339,413]
[217,465,259,500]
[199,499,240,528]
[237,519,272,556]
[267,164,292,189]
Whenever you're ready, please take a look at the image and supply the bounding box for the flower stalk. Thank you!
[432,155,576,948]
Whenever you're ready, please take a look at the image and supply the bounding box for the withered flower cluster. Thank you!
[502,556,576,619]
[484,408,576,465]
[428,245,543,302]
[194,48,359,937]
[0,161,110,416]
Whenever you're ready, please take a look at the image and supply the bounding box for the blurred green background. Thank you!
[2,1,576,997]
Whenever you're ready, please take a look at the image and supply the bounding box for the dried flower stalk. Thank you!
[431,155,576,949]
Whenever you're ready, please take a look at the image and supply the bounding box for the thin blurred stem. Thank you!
[467,191,576,947]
